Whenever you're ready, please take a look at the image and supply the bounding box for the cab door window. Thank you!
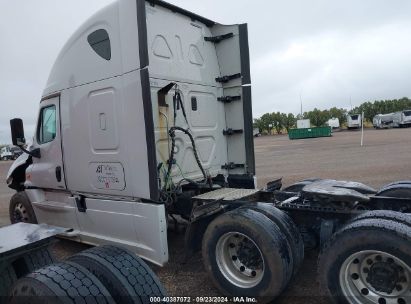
[37,105,56,144]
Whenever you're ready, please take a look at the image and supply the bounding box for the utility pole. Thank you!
[300,90,303,118]
[361,111,364,147]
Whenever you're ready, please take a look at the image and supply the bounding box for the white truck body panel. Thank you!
[11,0,254,266]
[57,71,152,199]
[26,188,168,265]
[26,189,80,235]
[297,119,310,129]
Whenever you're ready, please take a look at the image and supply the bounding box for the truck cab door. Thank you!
[26,96,66,190]
[26,96,82,232]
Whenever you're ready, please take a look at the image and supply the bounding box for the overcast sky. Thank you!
[1,0,411,144]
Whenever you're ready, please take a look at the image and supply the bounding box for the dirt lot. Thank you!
[0,128,410,302]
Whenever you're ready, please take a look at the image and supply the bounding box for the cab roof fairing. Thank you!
[42,0,222,98]
[42,0,141,97]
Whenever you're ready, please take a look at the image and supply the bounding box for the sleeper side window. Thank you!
[88,29,111,60]
[37,105,56,144]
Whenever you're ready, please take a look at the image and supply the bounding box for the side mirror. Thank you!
[9,118,41,158]
[10,118,26,146]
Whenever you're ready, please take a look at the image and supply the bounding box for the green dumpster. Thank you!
[288,126,332,140]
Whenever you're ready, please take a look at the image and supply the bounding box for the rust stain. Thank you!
[157,105,172,165]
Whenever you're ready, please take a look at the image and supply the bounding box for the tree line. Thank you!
[351,97,411,122]
[253,97,411,132]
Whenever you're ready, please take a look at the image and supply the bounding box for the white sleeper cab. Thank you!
[8,0,254,266]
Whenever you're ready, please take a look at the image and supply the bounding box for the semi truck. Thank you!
[373,113,395,129]
[0,146,13,161]
[6,0,411,303]
[327,118,340,130]
[253,128,261,137]
[347,114,362,129]
[392,110,411,128]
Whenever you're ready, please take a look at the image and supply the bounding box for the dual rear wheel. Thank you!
[202,205,303,302]
[203,206,411,303]
[319,211,411,304]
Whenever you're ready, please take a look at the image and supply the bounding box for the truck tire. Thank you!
[20,247,54,274]
[202,208,293,301]
[375,184,411,212]
[318,218,411,304]
[376,184,411,198]
[9,261,114,304]
[0,265,17,300]
[9,192,37,224]
[240,203,304,276]
[379,181,411,191]
[0,248,54,302]
[351,210,411,227]
[68,245,166,304]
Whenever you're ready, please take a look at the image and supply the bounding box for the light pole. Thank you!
[361,111,364,147]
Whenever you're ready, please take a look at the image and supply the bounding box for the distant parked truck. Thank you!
[327,118,340,130]
[373,113,394,129]
[297,119,310,129]
[347,114,362,129]
[392,110,411,128]
[0,146,13,160]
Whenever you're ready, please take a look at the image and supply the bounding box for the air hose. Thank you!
[165,126,210,189]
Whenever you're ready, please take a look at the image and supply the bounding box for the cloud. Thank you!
[0,0,114,143]
[251,21,411,116]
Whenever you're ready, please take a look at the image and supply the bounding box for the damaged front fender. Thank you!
[6,153,31,190]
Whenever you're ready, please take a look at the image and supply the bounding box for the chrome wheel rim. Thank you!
[13,203,29,223]
[216,232,264,288]
[340,250,411,304]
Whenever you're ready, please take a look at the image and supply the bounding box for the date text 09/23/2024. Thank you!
[150,297,258,303]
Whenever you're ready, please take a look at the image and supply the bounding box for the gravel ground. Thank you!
[0,127,410,303]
